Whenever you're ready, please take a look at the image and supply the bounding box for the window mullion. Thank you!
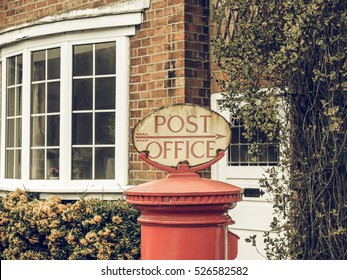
[60,41,70,183]
[44,50,48,180]
[92,43,96,180]
[22,50,31,181]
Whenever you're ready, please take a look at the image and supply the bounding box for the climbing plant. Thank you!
[212,0,347,259]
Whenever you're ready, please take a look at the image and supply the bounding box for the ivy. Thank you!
[212,0,347,259]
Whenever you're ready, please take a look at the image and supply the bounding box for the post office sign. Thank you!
[133,104,231,168]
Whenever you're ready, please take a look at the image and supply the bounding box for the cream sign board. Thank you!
[133,104,231,168]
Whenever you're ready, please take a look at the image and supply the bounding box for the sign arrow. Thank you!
[135,133,226,142]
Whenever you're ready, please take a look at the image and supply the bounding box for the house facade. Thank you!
[0,0,275,259]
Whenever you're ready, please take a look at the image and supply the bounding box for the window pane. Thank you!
[95,42,116,75]
[95,112,115,144]
[47,82,60,113]
[47,116,60,146]
[15,151,22,179]
[31,149,45,179]
[231,126,239,144]
[229,145,240,164]
[72,113,92,145]
[258,129,268,142]
[31,83,46,114]
[73,45,93,76]
[17,55,23,84]
[258,144,267,164]
[72,148,92,179]
[240,126,248,143]
[73,79,93,110]
[240,145,249,163]
[6,150,14,178]
[268,144,279,163]
[16,118,22,147]
[7,56,16,86]
[6,119,14,148]
[47,48,60,80]
[31,116,45,147]
[95,147,115,179]
[32,50,46,81]
[7,88,15,117]
[95,77,116,110]
[47,149,59,179]
[17,87,22,116]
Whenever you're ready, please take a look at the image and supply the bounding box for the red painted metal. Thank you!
[125,152,243,260]
[139,149,226,174]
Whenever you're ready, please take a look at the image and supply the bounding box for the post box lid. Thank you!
[125,173,243,206]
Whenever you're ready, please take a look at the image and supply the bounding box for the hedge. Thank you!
[0,189,140,260]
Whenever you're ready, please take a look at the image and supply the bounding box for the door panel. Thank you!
[211,93,275,260]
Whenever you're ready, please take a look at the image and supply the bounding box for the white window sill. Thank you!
[0,184,135,200]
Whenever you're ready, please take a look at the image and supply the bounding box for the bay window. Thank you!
[1,29,130,192]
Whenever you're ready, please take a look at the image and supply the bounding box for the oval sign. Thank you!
[133,104,231,168]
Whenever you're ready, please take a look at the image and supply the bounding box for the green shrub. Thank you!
[0,190,140,260]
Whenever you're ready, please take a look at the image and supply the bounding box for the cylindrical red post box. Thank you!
[125,171,243,260]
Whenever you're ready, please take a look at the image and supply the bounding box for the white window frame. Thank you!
[1,24,133,193]
[211,93,276,182]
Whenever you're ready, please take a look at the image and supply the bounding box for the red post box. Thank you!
[127,104,243,260]
[125,152,243,260]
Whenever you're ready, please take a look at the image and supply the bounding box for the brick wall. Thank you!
[0,0,121,30]
[184,0,210,105]
[129,0,211,184]
[209,0,223,94]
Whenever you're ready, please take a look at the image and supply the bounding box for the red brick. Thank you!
[140,92,150,99]
[152,53,168,63]
[142,73,151,82]
[152,0,167,10]
[151,89,168,98]
[47,0,60,4]
[138,83,147,92]
[151,34,167,45]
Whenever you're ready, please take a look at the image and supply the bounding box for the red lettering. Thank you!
[167,115,184,133]
[200,115,212,133]
[154,116,166,133]
[163,141,173,159]
[206,141,215,158]
[146,142,162,159]
[174,141,184,159]
[191,141,205,158]
[186,115,198,133]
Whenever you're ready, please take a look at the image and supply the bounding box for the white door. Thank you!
[211,93,277,260]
